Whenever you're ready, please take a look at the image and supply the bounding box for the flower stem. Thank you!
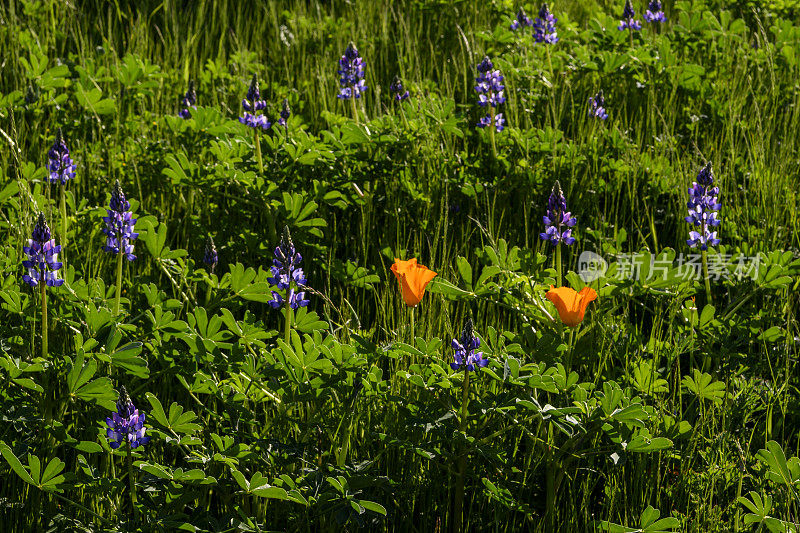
[40,283,48,359]
[284,296,292,346]
[127,445,138,520]
[254,129,263,173]
[453,370,470,532]
[701,248,713,305]
[59,185,67,264]
[489,107,497,160]
[410,307,415,344]
[351,92,359,123]
[114,251,124,316]
[555,242,563,287]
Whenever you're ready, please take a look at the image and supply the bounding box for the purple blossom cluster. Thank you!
[47,128,76,185]
[337,43,368,100]
[268,227,310,310]
[390,76,410,102]
[105,386,150,450]
[203,235,218,271]
[240,74,272,130]
[533,3,558,44]
[540,181,577,246]
[102,180,139,261]
[686,162,721,250]
[22,213,64,288]
[179,80,197,119]
[510,8,533,31]
[474,56,506,132]
[618,0,642,31]
[644,0,667,22]
[590,90,609,120]
[451,319,488,372]
[278,99,291,127]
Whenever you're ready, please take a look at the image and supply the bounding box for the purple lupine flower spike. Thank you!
[474,56,506,132]
[539,181,578,246]
[644,0,666,22]
[589,90,609,120]
[278,98,291,128]
[390,76,410,102]
[685,162,721,250]
[451,319,488,372]
[203,236,218,271]
[337,42,368,100]
[510,7,533,31]
[47,128,76,185]
[239,74,272,130]
[22,213,64,288]
[618,0,642,31]
[179,80,197,119]
[102,180,139,261]
[533,3,558,44]
[268,226,310,310]
[105,386,151,450]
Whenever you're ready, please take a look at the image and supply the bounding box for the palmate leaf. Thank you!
[145,393,202,436]
[595,505,680,532]
[66,352,116,410]
[756,441,800,496]
[738,492,798,533]
[682,370,726,404]
[0,442,65,493]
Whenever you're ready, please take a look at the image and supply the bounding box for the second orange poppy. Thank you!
[391,258,437,307]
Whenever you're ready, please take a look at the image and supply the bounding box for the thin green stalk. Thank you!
[453,370,470,532]
[410,307,415,343]
[40,283,48,359]
[114,251,124,316]
[701,248,712,305]
[489,107,497,160]
[351,92,359,123]
[555,242,562,287]
[127,445,138,520]
[59,185,67,263]
[284,296,292,345]
[254,129,263,172]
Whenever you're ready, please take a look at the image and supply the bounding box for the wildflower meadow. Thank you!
[2,0,800,531]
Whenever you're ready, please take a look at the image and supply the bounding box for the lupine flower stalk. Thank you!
[510,7,533,31]
[268,226,309,343]
[686,162,721,303]
[539,181,577,287]
[644,0,666,23]
[389,76,409,102]
[278,98,291,129]
[589,90,609,120]
[533,3,558,44]
[474,56,506,156]
[48,128,75,260]
[240,74,270,172]
[452,318,487,531]
[23,213,63,358]
[179,80,197,119]
[203,235,218,305]
[106,386,150,518]
[618,0,642,34]
[337,42,367,122]
[102,180,138,315]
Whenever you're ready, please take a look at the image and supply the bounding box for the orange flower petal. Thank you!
[546,285,597,327]
[391,258,437,307]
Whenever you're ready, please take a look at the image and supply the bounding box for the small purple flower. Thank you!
[589,90,609,120]
[685,162,721,250]
[539,181,577,246]
[533,3,558,44]
[203,236,218,271]
[179,80,197,119]
[618,0,642,31]
[644,0,666,22]
[239,74,272,131]
[390,76,410,102]
[451,319,488,372]
[22,213,64,288]
[478,113,505,132]
[267,226,310,310]
[510,7,533,31]
[47,128,76,185]
[102,180,139,261]
[337,42,368,100]
[105,386,150,450]
[278,98,291,127]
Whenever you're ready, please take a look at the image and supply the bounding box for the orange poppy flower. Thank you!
[391,258,437,307]
[546,285,598,327]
